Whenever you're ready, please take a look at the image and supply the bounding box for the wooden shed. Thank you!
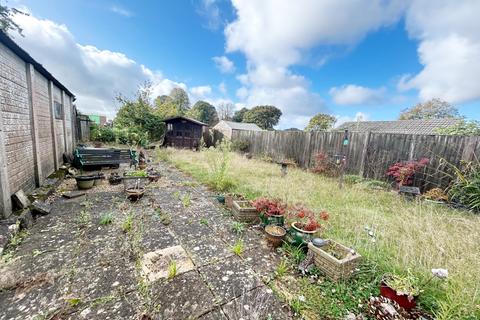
[163,116,208,149]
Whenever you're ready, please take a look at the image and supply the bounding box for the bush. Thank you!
[90,125,116,143]
[205,140,235,192]
[386,158,429,186]
[448,161,480,211]
[361,179,390,190]
[113,127,149,147]
[344,174,364,184]
[312,152,337,177]
[231,139,250,153]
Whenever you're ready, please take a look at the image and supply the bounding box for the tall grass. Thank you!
[168,149,480,319]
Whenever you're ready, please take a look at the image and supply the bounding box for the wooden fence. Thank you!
[230,130,480,190]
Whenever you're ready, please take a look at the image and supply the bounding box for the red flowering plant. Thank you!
[252,198,286,216]
[386,158,430,187]
[289,205,329,232]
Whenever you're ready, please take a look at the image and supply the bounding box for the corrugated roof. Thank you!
[336,118,461,135]
[163,116,208,126]
[0,31,75,99]
[220,120,263,131]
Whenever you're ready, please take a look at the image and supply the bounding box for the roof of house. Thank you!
[0,31,75,99]
[336,118,461,135]
[216,120,263,131]
[163,116,208,126]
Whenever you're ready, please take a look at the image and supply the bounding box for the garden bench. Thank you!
[74,147,137,169]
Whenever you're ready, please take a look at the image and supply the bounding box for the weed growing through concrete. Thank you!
[155,208,172,225]
[199,218,209,226]
[231,221,246,234]
[99,212,114,225]
[168,260,177,279]
[181,193,191,208]
[122,214,133,233]
[275,259,289,277]
[231,240,244,256]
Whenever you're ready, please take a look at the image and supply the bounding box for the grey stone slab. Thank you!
[242,243,283,282]
[197,307,228,320]
[12,189,30,209]
[199,255,262,303]
[150,270,216,319]
[183,235,233,267]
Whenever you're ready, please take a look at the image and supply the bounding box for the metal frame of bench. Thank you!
[74,148,137,169]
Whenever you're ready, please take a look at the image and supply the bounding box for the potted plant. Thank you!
[147,169,161,182]
[252,198,286,226]
[215,194,226,204]
[108,172,122,185]
[232,200,259,223]
[307,240,361,281]
[289,207,329,245]
[75,175,95,190]
[264,225,286,247]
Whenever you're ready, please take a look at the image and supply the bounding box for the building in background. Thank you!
[213,120,263,139]
[336,119,461,135]
[0,31,76,217]
[88,114,107,126]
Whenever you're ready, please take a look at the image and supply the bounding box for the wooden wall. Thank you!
[231,129,480,190]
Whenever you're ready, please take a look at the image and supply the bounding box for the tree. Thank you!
[305,113,336,131]
[155,95,182,119]
[232,107,249,122]
[169,87,190,112]
[0,5,25,36]
[187,100,219,126]
[399,99,460,120]
[436,120,480,136]
[243,105,282,130]
[217,102,235,120]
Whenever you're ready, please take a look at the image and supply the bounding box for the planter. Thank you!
[93,173,105,186]
[289,221,319,246]
[225,194,234,208]
[232,200,259,224]
[75,175,95,190]
[138,163,147,170]
[215,195,225,204]
[126,187,145,201]
[380,279,418,310]
[264,225,286,247]
[308,240,361,281]
[265,214,285,226]
[108,173,122,185]
[148,173,161,182]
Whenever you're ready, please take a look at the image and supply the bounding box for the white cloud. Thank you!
[329,85,385,105]
[190,85,212,101]
[224,0,406,127]
[196,0,222,31]
[109,5,133,17]
[12,13,185,119]
[402,0,480,104]
[212,55,235,73]
[218,82,227,94]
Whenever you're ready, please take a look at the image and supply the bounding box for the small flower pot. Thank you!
[138,163,147,170]
[126,187,145,201]
[289,221,319,246]
[108,174,122,185]
[216,195,225,204]
[380,279,418,310]
[148,173,161,182]
[75,175,95,190]
[264,225,286,247]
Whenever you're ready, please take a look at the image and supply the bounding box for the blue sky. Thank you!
[10,0,480,128]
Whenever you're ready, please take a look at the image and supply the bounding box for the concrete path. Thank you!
[0,163,292,319]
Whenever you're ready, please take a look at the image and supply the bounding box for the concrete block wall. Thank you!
[0,42,75,218]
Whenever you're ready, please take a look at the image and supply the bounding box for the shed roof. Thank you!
[163,116,208,126]
[217,120,263,131]
[0,31,75,99]
[336,118,461,135]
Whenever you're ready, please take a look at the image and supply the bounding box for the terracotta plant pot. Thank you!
[380,280,418,310]
[75,175,95,190]
[289,221,319,246]
[148,173,160,182]
[138,163,147,170]
[264,225,286,247]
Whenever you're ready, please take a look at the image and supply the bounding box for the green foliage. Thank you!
[436,120,480,136]
[155,147,173,162]
[231,139,250,152]
[282,243,306,265]
[231,240,244,256]
[155,209,172,225]
[205,140,235,191]
[275,259,289,277]
[114,127,150,147]
[344,174,364,184]
[385,270,422,296]
[186,101,218,126]
[99,213,114,225]
[243,105,282,130]
[167,260,177,279]
[169,87,190,112]
[230,221,246,234]
[181,193,191,208]
[90,124,116,142]
[448,161,480,211]
[125,170,148,177]
[0,5,25,36]
[155,96,183,119]
[122,214,133,233]
[399,98,459,120]
[305,113,336,131]
[232,107,249,122]
[361,179,390,190]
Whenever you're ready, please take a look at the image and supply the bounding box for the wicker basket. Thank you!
[308,240,361,281]
[232,200,259,223]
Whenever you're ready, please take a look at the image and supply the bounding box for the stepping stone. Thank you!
[141,245,194,282]
[62,191,86,199]
[30,201,51,216]
[12,190,30,209]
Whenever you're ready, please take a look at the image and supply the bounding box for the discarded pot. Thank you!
[138,163,147,170]
[75,175,95,190]
[380,278,418,310]
[264,225,286,247]
[108,173,122,185]
[126,187,145,201]
[93,173,105,186]
[148,172,161,182]
[216,194,225,204]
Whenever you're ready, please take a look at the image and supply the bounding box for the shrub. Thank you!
[90,125,116,143]
[312,152,337,177]
[289,205,329,231]
[362,179,390,190]
[205,140,235,191]
[423,188,449,202]
[114,127,149,147]
[231,139,250,153]
[448,161,480,211]
[252,198,286,216]
[344,174,364,184]
[386,158,429,186]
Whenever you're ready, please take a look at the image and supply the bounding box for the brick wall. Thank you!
[0,42,36,194]
[34,70,55,177]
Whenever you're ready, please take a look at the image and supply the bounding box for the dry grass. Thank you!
[168,149,480,319]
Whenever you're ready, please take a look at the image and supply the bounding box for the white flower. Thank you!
[431,268,448,279]
[298,295,306,302]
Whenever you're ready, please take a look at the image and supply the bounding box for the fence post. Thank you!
[48,81,59,170]
[359,131,371,178]
[26,63,43,186]
[0,110,12,218]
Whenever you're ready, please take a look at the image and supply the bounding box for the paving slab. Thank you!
[183,235,233,267]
